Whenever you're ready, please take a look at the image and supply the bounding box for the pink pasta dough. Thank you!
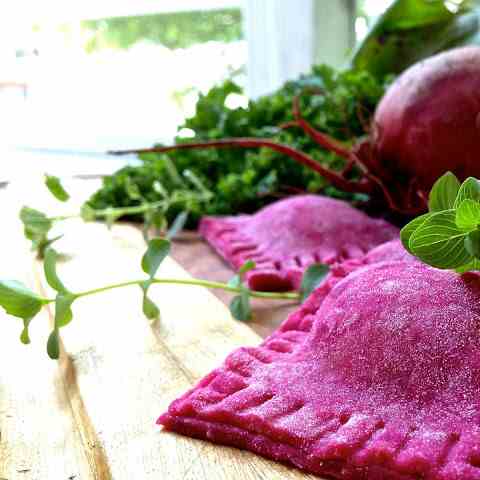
[199,195,399,291]
[159,257,480,480]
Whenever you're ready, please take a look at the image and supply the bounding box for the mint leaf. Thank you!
[300,264,329,302]
[428,172,460,212]
[45,174,70,202]
[229,289,251,321]
[409,210,472,269]
[166,211,188,240]
[47,328,60,359]
[54,294,75,327]
[456,199,480,232]
[454,177,480,208]
[141,238,170,278]
[400,213,432,253]
[44,248,68,293]
[0,280,44,321]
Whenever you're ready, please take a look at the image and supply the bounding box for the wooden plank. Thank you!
[33,220,317,479]
[0,186,93,480]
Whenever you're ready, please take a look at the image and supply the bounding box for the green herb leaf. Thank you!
[142,293,160,321]
[229,289,251,321]
[54,294,75,327]
[238,260,256,276]
[45,174,70,202]
[400,213,432,253]
[80,204,96,222]
[47,328,60,359]
[20,206,52,239]
[300,264,330,302]
[166,211,188,240]
[44,248,68,293]
[141,238,170,278]
[456,199,480,232]
[228,260,256,288]
[456,258,480,273]
[454,177,480,208]
[0,279,44,320]
[409,210,472,269]
[428,171,460,212]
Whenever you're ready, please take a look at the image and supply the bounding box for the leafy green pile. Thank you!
[87,66,389,227]
[401,172,480,272]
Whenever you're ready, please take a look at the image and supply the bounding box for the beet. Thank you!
[112,47,480,215]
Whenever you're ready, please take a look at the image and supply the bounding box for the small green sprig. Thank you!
[20,175,212,258]
[0,238,329,359]
[401,172,480,271]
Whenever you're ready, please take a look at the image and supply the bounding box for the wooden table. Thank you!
[0,180,314,480]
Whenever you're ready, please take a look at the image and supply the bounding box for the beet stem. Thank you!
[109,138,372,194]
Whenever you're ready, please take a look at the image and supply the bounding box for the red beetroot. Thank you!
[112,47,480,215]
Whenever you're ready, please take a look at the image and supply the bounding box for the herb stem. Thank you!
[72,278,299,301]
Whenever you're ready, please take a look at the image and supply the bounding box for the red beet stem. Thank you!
[292,96,352,161]
[109,138,372,194]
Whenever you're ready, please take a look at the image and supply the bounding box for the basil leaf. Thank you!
[454,177,480,208]
[300,264,329,302]
[54,294,75,328]
[428,171,460,212]
[456,199,480,232]
[142,293,160,321]
[400,213,432,253]
[44,248,68,293]
[45,174,70,202]
[229,290,251,322]
[47,328,60,359]
[141,238,170,278]
[166,211,188,240]
[0,280,44,321]
[409,210,472,269]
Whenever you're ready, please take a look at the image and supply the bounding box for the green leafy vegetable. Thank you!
[45,174,70,202]
[0,280,44,321]
[229,290,251,322]
[47,328,60,359]
[44,249,68,293]
[141,238,170,278]
[453,177,480,208]
[299,264,330,302]
[142,292,160,321]
[352,0,479,77]
[428,171,461,212]
[401,172,480,272]
[456,199,480,231]
[87,67,390,228]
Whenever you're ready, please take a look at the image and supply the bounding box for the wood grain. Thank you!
[0,179,318,479]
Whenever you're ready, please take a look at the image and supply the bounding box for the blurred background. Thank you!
[0,0,387,179]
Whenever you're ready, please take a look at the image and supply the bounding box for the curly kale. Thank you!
[87,65,391,228]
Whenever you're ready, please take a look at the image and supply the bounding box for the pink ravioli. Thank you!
[159,258,480,480]
[199,195,399,291]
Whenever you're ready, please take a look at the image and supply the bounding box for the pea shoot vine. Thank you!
[2,175,328,359]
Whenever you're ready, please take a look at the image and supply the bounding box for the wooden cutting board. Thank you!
[0,180,316,480]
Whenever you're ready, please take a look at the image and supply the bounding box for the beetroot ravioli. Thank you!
[159,247,480,480]
[199,195,398,291]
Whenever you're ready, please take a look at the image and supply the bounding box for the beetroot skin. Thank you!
[159,258,480,480]
[199,195,398,291]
